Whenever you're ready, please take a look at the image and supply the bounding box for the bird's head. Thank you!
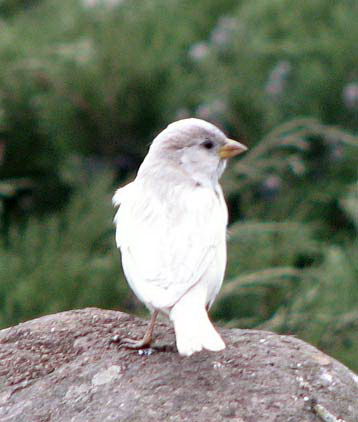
[143,118,247,186]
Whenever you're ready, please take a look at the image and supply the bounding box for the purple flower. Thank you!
[210,17,237,47]
[188,42,210,62]
[342,82,358,110]
[265,61,292,98]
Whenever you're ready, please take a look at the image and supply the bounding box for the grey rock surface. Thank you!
[0,308,357,422]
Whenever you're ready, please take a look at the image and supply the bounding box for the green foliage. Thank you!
[0,171,133,327]
[0,0,238,161]
[183,0,358,138]
[0,0,241,211]
[293,245,358,370]
[212,120,358,370]
[0,0,42,18]
[1,0,356,180]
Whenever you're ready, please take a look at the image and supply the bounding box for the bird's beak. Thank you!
[219,138,248,159]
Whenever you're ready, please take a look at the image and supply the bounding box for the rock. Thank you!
[0,308,357,422]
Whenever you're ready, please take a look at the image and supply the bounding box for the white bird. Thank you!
[113,118,247,356]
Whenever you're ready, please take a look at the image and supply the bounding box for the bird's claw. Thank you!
[110,335,152,350]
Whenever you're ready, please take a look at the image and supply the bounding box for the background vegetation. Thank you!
[0,0,357,370]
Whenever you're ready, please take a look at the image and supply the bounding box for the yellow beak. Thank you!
[219,138,248,159]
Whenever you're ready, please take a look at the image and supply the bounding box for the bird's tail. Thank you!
[170,291,225,357]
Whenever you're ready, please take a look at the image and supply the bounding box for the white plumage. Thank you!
[113,118,247,356]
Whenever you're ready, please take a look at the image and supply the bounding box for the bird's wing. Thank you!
[113,180,228,309]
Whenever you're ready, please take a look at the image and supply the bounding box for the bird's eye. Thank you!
[202,140,214,150]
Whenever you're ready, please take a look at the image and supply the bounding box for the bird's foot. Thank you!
[110,310,159,351]
[110,335,175,353]
[110,334,152,350]
[118,337,152,350]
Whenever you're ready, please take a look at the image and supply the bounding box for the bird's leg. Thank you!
[120,310,159,349]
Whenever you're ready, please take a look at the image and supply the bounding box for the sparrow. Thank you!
[113,118,247,356]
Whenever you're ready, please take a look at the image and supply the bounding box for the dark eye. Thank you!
[202,140,214,150]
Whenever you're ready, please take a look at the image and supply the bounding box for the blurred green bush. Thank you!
[0,0,357,370]
[213,119,358,370]
[0,169,135,326]
[0,0,356,184]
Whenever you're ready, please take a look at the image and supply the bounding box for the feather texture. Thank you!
[114,165,228,312]
[113,118,246,355]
